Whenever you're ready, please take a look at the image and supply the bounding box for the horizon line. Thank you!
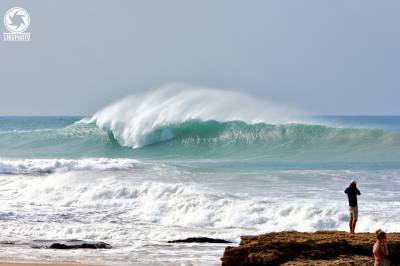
[0,114,400,117]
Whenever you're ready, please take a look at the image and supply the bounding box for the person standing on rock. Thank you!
[344,180,361,234]
[373,229,388,266]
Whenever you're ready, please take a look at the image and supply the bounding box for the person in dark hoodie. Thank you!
[344,180,361,234]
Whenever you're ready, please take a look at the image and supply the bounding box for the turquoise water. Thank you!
[1,116,400,169]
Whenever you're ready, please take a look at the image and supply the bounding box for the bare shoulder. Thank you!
[373,242,379,252]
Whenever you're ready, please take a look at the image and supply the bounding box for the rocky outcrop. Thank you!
[221,231,400,266]
[31,239,112,249]
[168,237,231,244]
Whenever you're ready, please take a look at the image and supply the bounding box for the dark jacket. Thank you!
[345,186,361,207]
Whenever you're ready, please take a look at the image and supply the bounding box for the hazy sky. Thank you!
[1,0,399,115]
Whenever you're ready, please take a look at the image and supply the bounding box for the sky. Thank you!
[0,0,399,116]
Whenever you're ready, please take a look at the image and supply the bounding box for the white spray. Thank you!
[87,84,303,148]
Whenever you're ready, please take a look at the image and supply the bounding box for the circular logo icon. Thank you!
[4,7,30,33]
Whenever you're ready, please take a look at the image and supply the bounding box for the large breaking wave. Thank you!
[1,85,400,163]
[86,84,303,148]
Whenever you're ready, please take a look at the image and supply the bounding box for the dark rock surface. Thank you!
[0,240,15,245]
[168,237,231,244]
[221,231,400,266]
[30,239,112,249]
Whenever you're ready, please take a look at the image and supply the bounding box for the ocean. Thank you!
[0,87,399,265]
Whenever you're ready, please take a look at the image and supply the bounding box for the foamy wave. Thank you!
[3,170,397,233]
[87,84,305,148]
[0,158,142,175]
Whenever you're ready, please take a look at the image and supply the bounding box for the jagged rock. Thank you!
[168,237,231,244]
[221,231,400,266]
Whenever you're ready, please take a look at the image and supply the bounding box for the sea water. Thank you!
[0,87,399,265]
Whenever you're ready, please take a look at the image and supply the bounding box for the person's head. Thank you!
[375,229,386,242]
[350,180,357,187]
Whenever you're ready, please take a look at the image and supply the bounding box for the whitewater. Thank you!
[0,85,400,265]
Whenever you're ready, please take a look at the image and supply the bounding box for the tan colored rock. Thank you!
[281,255,373,265]
[221,231,400,266]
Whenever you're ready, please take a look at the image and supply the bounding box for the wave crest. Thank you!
[88,84,303,148]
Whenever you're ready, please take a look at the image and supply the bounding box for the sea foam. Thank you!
[0,158,142,175]
[1,169,398,234]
